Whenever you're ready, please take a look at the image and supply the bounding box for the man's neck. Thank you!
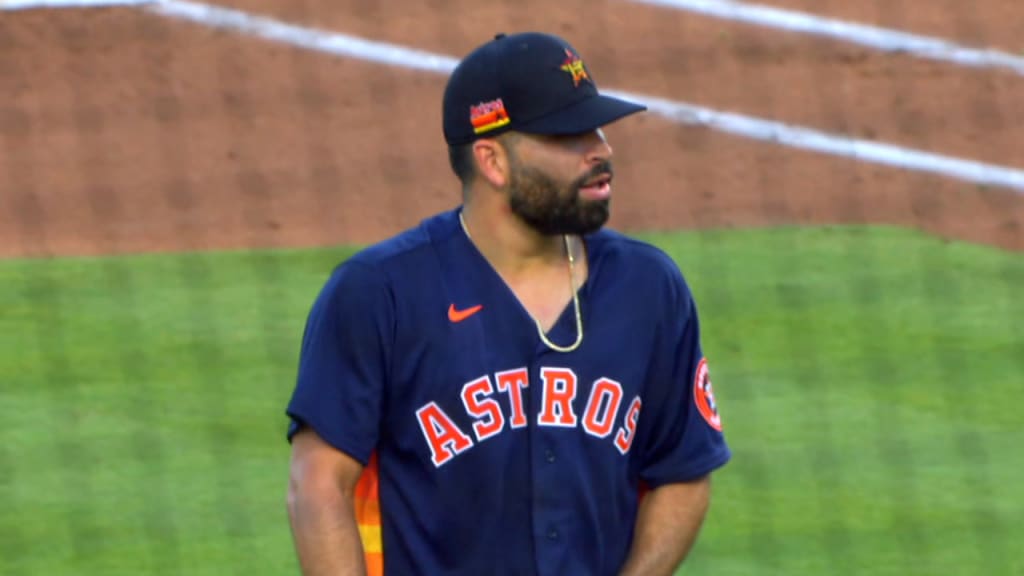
[460,203,570,275]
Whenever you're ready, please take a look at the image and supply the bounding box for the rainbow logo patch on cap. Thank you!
[470,98,511,134]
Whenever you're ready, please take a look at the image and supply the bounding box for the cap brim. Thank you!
[515,94,647,136]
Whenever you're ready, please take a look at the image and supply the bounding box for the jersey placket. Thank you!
[527,310,580,575]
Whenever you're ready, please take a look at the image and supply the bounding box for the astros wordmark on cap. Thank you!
[442,32,648,146]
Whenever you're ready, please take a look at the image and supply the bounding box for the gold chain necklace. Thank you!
[459,211,584,353]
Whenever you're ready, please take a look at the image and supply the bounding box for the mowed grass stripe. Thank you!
[1,227,1021,576]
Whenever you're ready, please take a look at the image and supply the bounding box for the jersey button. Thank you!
[545,450,556,463]
[547,528,559,540]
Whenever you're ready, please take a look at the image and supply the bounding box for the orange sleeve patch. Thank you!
[354,452,384,570]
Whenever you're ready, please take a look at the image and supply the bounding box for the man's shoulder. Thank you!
[590,228,685,276]
[314,210,458,299]
[590,227,697,308]
[341,209,459,271]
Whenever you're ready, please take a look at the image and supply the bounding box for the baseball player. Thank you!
[285,31,731,576]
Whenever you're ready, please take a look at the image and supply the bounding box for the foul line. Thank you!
[0,0,150,9]
[8,0,1024,194]
[147,0,458,74]
[608,90,1024,193]
[629,0,1024,77]
[145,0,1024,194]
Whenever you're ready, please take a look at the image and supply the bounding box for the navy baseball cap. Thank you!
[443,32,647,146]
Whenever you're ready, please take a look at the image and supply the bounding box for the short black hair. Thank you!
[447,133,520,191]
[448,143,476,188]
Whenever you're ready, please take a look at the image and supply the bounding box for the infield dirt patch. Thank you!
[2,1,1023,257]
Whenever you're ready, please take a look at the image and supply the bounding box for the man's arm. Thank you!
[618,475,713,576]
[287,427,367,576]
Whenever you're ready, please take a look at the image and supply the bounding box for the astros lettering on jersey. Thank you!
[286,209,731,576]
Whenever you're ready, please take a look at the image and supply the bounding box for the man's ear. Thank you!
[472,137,512,189]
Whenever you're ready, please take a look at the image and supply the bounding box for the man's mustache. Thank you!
[574,161,615,188]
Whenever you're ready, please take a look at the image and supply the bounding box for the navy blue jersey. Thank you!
[286,208,731,576]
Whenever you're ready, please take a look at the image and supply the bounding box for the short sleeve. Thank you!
[285,260,394,466]
[636,267,731,487]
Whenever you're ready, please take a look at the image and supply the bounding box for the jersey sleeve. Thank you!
[285,260,394,466]
[636,265,731,488]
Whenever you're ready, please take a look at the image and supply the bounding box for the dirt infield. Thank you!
[2,1,1023,258]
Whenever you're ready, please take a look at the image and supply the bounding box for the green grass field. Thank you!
[2,225,1022,576]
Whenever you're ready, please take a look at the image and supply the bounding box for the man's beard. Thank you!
[507,160,614,236]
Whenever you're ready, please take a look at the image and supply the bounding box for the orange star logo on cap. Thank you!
[560,49,590,87]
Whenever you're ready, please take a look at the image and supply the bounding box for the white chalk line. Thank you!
[145,0,1024,194]
[629,0,1024,77]
[149,0,458,74]
[5,0,1024,194]
[0,0,150,10]
[610,90,1024,193]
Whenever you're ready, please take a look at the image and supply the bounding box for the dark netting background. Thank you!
[2,0,1022,575]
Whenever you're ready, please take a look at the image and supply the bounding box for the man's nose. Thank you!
[585,128,613,163]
